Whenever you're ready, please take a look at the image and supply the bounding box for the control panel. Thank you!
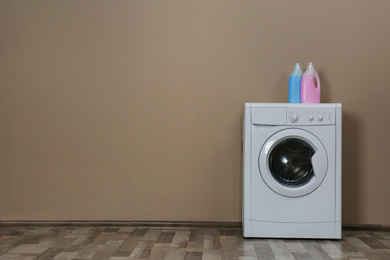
[287,107,335,125]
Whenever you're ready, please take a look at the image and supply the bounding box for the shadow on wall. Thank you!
[342,111,363,224]
[317,69,332,103]
[275,71,288,103]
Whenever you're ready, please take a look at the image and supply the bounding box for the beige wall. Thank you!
[1,0,389,225]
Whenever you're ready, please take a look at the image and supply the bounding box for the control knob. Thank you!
[289,113,300,123]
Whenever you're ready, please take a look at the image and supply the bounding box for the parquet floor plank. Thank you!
[0,226,389,259]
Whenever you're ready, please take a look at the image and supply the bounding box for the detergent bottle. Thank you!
[301,62,321,103]
[288,63,303,103]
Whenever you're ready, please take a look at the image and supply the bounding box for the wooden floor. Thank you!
[0,226,390,260]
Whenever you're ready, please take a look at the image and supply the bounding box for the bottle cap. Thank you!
[308,62,314,68]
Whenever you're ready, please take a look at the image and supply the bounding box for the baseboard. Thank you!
[0,221,389,231]
[342,224,390,231]
[0,221,242,228]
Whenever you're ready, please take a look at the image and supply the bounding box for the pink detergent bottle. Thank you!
[301,62,321,103]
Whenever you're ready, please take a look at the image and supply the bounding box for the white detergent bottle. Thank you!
[301,62,321,103]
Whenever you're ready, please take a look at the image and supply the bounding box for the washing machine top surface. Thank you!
[245,103,342,108]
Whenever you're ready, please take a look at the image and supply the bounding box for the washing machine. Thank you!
[243,103,342,239]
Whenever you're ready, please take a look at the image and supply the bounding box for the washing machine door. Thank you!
[258,129,328,197]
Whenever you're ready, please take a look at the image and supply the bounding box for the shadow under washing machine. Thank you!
[243,103,342,239]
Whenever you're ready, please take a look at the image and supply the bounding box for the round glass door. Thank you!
[258,129,328,197]
[268,138,315,187]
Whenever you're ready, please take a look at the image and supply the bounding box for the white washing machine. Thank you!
[243,103,342,239]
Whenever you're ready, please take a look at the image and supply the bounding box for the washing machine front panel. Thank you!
[259,129,328,198]
[249,124,337,224]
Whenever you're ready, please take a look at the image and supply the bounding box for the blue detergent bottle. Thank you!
[288,63,303,103]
